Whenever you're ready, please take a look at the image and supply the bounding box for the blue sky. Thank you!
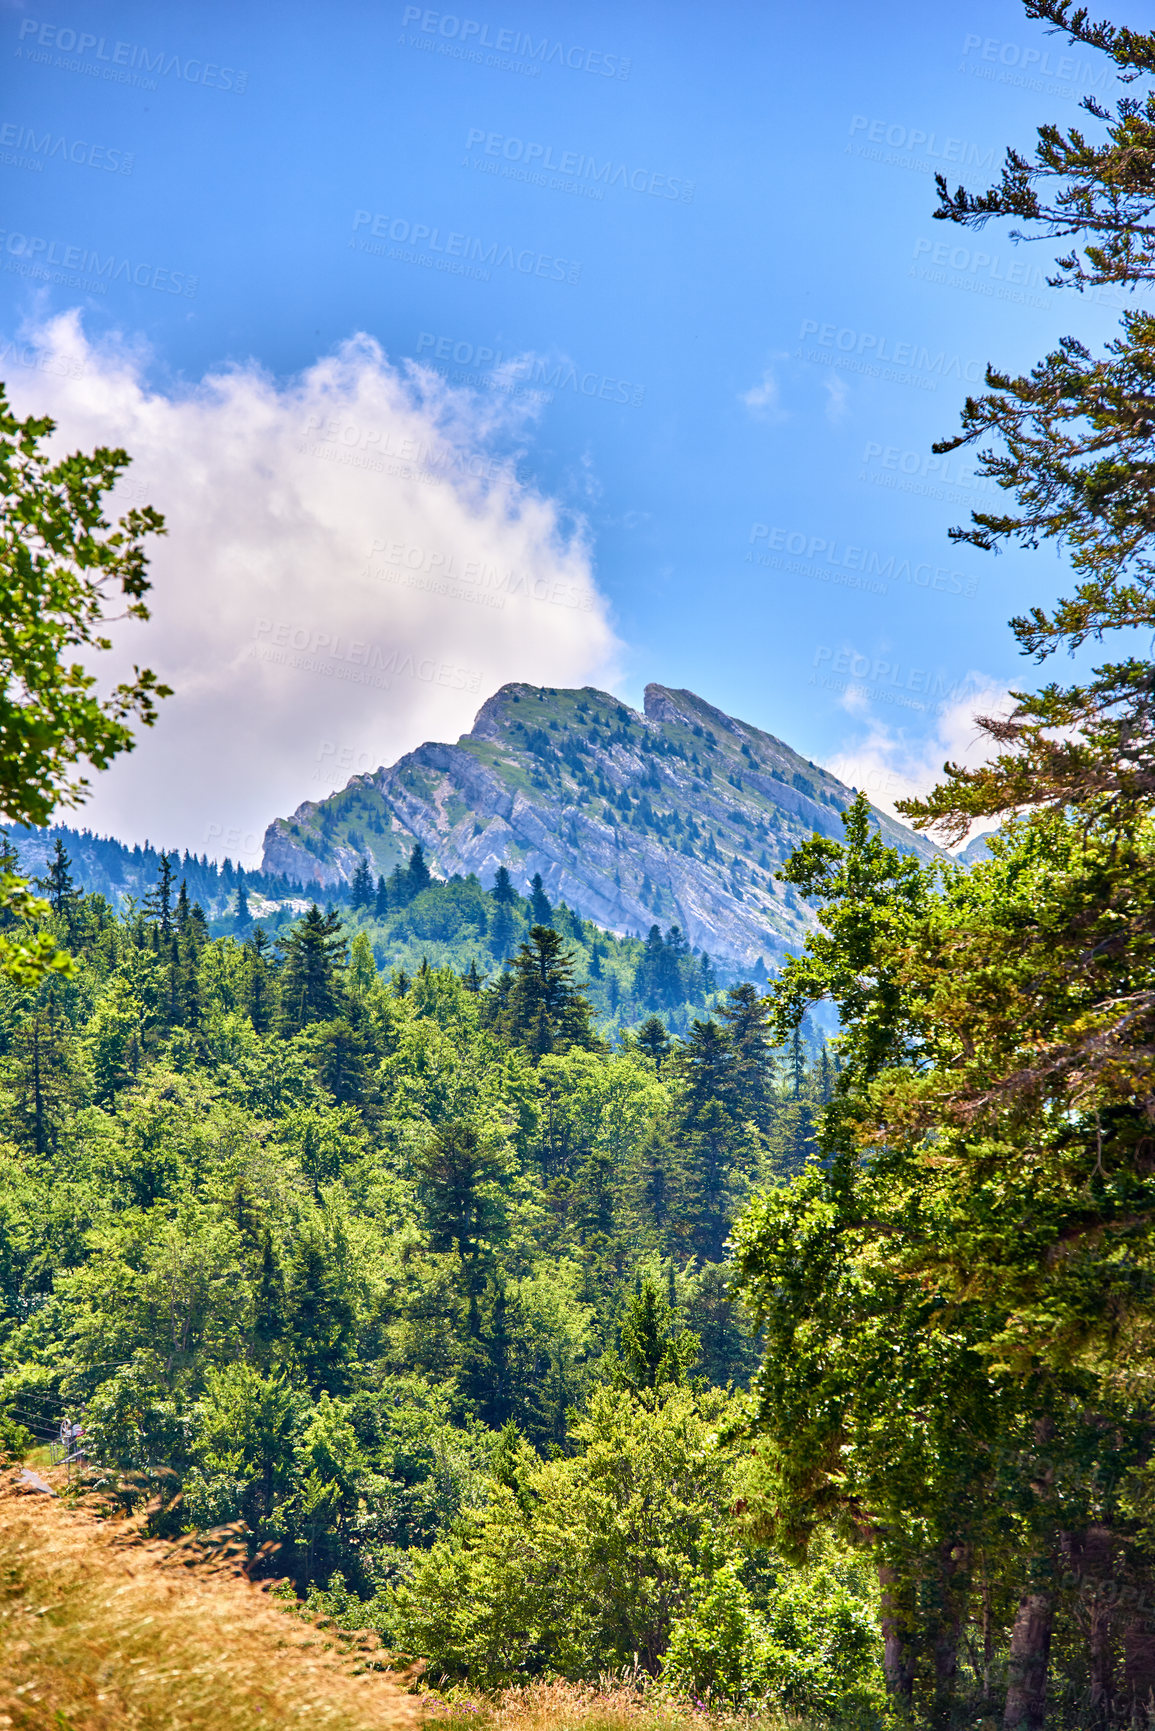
[0,0,1133,857]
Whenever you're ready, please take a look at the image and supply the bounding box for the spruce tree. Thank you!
[43,837,76,914]
[144,852,175,939]
[277,905,347,1032]
[529,871,552,927]
[349,857,374,911]
[719,982,776,1131]
[406,843,432,899]
[234,873,252,931]
[244,926,275,1034]
[462,958,483,992]
[501,926,602,1059]
[491,865,516,904]
[637,1014,672,1070]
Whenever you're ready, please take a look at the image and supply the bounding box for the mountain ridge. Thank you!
[262,681,940,970]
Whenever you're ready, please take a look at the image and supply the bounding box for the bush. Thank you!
[663,1556,883,1722]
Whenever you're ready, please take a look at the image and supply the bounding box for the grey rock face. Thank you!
[261,681,941,970]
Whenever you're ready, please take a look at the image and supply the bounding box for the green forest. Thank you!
[0,848,870,1708]
[2,3,1155,1727]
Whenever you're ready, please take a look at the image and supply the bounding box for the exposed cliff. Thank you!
[262,681,941,969]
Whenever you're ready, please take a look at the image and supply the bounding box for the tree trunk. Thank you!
[879,1562,915,1708]
[930,1541,969,1730]
[1122,1583,1155,1728]
[1004,1590,1053,1730]
[1061,1525,1115,1727]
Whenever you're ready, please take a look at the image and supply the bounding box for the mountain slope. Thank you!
[262,682,941,970]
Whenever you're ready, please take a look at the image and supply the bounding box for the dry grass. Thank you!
[422,1680,806,1731]
[0,1465,420,1731]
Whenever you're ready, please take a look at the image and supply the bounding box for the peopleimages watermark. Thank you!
[312,740,379,786]
[0,228,197,297]
[847,114,995,175]
[958,31,1109,97]
[811,644,981,716]
[464,128,693,202]
[0,119,134,173]
[250,618,482,694]
[747,524,978,598]
[399,7,630,78]
[909,234,1130,315]
[351,209,581,285]
[205,822,264,862]
[858,439,995,508]
[0,335,86,380]
[299,414,515,489]
[364,537,594,613]
[15,18,248,91]
[796,318,984,393]
[415,331,645,407]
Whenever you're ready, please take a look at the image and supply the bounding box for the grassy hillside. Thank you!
[0,1464,416,1731]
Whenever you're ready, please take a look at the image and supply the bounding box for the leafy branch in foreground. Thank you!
[0,380,169,983]
[0,384,169,828]
[936,1,1155,291]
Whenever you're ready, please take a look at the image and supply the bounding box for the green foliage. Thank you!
[664,1553,882,1720]
[388,1386,738,1685]
[0,855,834,1630]
[0,384,169,829]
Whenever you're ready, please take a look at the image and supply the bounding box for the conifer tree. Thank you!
[491,864,516,905]
[406,843,431,899]
[349,857,374,911]
[529,872,552,927]
[498,927,602,1059]
[637,1014,672,1070]
[144,852,175,940]
[234,872,252,930]
[612,1279,699,1393]
[277,906,347,1033]
[244,926,275,1033]
[462,958,483,993]
[789,1025,805,1100]
[387,861,408,908]
[719,982,776,1129]
[42,837,76,914]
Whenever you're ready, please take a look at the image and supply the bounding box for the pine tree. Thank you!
[349,857,374,911]
[387,862,409,908]
[406,843,432,899]
[789,1024,805,1099]
[42,837,76,914]
[529,872,552,927]
[719,982,776,1131]
[637,1014,672,1070]
[499,927,602,1059]
[1,998,83,1159]
[613,1279,699,1393]
[277,906,347,1033]
[672,1017,743,1262]
[244,927,275,1033]
[490,899,518,963]
[234,873,252,930]
[462,958,483,992]
[491,865,516,905]
[144,853,175,939]
[374,873,388,918]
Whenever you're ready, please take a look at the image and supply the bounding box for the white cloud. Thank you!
[825,679,1014,846]
[5,312,620,865]
[740,366,787,420]
[822,372,849,423]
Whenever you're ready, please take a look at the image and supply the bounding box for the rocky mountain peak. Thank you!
[261,680,940,970]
